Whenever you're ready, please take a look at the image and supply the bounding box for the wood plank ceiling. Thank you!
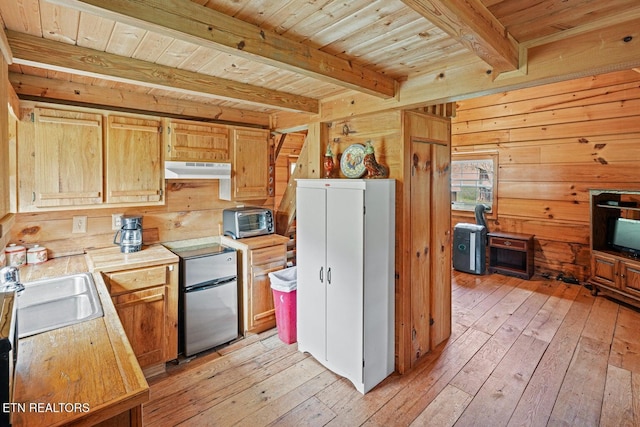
[1,0,639,125]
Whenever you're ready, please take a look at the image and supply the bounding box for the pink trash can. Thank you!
[269,267,297,344]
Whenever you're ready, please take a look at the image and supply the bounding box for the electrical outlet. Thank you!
[72,216,87,233]
[112,214,123,231]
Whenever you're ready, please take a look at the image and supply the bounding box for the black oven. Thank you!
[0,290,18,427]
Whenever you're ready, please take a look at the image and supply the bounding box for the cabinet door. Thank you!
[106,115,164,204]
[326,187,364,382]
[296,186,327,358]
[112,285,166,368]
[248,245,285,333]
[621,261,640,298]
[34,107,103,207]
[592,253,618,288]
[168,119,229,162]
[231,128,269,199]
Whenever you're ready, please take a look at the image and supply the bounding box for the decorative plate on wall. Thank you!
[340,144,366,178]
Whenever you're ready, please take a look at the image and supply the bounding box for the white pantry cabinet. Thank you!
[296,179,395,394]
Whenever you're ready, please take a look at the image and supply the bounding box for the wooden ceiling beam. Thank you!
[402,0,519,74]
[319,17,640,122]
[7,30,319,114]
[46,0,397,99]
[8,73,270,126]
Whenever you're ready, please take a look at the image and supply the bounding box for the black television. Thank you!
[609,217,640,257]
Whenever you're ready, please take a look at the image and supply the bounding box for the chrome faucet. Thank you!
[0,266,25,293]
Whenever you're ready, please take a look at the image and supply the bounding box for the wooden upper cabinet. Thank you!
[106,115,164,204]
[34,107,103,207]
[167,119,230,162]
[231,127,270,200]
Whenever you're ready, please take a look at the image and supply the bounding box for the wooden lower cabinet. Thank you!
[103,262,179,377]
[221,234,289,335]
[590,252,640,302]
[112,285,166,368]
[249,245,287,333]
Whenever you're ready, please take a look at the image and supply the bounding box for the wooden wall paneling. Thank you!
[325,111,402,180]
[452,69,640,280]
[455,70,640,113]
[454,129,511,146]
[508,116,640,142]
[498,199,588,223]
[453,89,640,133]
[455,99,640,135]
[498,182,592,202]
[499,163,640,183]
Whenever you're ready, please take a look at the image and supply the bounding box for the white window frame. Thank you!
[451,151,498,216]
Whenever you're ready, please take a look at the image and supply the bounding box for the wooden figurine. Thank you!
[363,140,389,178]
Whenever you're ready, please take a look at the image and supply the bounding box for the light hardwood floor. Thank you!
[144,271,640,426]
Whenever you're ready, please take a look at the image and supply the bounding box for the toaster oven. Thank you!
[223,207,274,239]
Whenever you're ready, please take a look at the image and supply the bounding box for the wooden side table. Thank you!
[487,232,535,279]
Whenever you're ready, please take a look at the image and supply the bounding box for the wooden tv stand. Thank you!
[588,189,640,307]
[487,231,534,280]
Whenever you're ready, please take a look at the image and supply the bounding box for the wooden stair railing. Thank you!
[275,134,310,240]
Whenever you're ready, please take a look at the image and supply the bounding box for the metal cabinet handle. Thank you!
[320,266,323,282]
[327,267,332,284]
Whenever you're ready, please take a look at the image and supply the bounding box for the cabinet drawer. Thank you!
[489,237,527,251]
[107,265,168,295]
[251,245,286,266]
[112,285,165,307]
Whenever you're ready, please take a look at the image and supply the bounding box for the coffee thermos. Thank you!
[113,215,143,253]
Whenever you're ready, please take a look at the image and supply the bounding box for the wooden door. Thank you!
[106,115,163,204]
[112,285,166,368]
[296,185,327,358]
[430,142,452,348]
[248,245,285,333]
[592,253,617,288]
[34,107,103,207]
[621,260,640,297]
[231,128,269,200]
[410,141,432,364]
[168,119,229,162]
[326,186,364,382]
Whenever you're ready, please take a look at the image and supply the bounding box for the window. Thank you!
[451,152,497,213]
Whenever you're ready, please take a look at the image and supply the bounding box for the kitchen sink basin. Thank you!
[18,272,104,338]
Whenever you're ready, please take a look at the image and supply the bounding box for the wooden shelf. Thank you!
[596,203,640,212]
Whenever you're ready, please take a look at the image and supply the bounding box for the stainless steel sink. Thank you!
[18,272,104,338]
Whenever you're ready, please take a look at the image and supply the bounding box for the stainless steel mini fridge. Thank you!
[173,244,238,357]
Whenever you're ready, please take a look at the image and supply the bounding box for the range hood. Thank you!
[165,161,231,180]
